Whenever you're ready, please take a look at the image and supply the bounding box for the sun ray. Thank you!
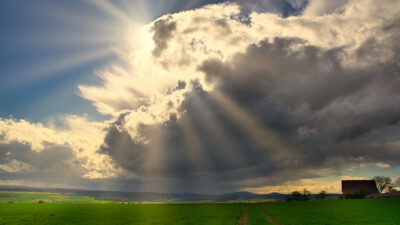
[179,113,211,174]
[120,0,151,22]
[1,47,114,93]
[210,90,299,164]
[138,123,172,192]
[178,112,221,192]
[26,48,113,80]
[86,0,134,25]
[189,91,247,168]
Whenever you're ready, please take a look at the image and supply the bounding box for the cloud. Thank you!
[303,0,348,16]
[2,0,400,193]
[93,0,400,192]
[0,140,90,189]
[151,17,177,57]
[0,116,119,180]
[360,163,391,169]
[0,159,34,173]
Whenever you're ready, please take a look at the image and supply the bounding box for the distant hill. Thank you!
[0,186,340,202]
[216,191,288,201]
[0,186,291,202]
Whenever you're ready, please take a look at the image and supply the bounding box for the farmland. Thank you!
[0,203,244,225]
[258,198,400,225]
[246,204,273,225]
[0,195,399,225]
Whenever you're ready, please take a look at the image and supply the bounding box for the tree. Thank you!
[291,191,302,201]
[316,190,327,200]
[288,189,312,201]
[301,188,311,201]
[373,176,392,193]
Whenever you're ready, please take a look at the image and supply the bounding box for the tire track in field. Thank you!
[240,205,247,225]
[256,205,281,225]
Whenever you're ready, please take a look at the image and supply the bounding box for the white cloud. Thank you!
[303,0,348,16]
[0,116,121,179]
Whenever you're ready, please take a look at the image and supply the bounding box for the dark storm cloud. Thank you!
[99,113,145,173]
[99,80,321,192]
[199,38,367,111]
[198,37,400,166]
[151,18,177,57]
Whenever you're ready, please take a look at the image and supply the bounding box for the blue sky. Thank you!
[1,0,112,121]
[0,0,233,122]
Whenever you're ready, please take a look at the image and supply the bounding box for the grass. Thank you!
[246,204,273,225]
[1,192,400,225]
[258,198,400,225]
[0,203,245,225]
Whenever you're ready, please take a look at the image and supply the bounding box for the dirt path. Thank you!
[256,205,281,225]
[241,205,247,225]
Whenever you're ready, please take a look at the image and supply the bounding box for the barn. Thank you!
[342,180,379,199]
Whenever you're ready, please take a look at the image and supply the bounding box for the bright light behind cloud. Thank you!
[1,0,400,193]
[2,0,151,91]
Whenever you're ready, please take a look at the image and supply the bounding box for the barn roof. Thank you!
[342,180,379,194]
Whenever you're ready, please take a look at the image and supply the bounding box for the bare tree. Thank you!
[373,176,392,193]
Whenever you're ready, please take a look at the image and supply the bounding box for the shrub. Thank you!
[285,196,293,201]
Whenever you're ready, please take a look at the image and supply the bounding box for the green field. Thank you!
[0,203,244,225]
[246,204,273,225]
[0,195,399,225]
[258,199,400,225]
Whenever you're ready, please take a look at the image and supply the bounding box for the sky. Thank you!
[0,0,399,194]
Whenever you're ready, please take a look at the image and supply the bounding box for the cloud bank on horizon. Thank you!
[1,0,400,193]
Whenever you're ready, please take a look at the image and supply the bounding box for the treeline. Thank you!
[285,189,329,201]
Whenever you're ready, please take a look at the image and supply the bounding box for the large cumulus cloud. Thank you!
[99,38,400,192]
[95,0,400,193]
